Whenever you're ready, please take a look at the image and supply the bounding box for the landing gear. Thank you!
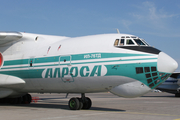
[82,97,92,109]
[68,93,92,110]
[22,94,32,104]
[0,94,32,104]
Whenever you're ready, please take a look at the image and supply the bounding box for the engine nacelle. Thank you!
[110,81,151,98]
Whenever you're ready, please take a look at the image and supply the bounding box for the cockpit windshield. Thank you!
[134,39,145,45]
[114,36,149,47]
[142,39,149,46]
[126,39,135,45]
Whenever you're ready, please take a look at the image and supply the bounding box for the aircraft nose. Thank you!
[157,52,178,73]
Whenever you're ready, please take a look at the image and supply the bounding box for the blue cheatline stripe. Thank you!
[3,52,154,66]
[0,52,162,89]
[0,62,157,79]
[72,58,157,65]
[1,57,157,70]
[0,61,170,90]
[0,69,44,79]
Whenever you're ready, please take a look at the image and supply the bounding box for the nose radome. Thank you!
[157,52,178,73]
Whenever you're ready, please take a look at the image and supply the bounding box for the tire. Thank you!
[22,94,32,104]
[68,98,80,110]
[9,98,15,104]
[9,98,18,104]
[77,98,83,110]
[17,97,23,104]
[0,98,4,103]
[5,98,11,104]
[26,94,32,104]
[22,95,28,104]
[82,97,92,109]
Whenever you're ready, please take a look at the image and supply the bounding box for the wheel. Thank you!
[68,98,80,110]
[22,95,28,104]
[0,98,4,103]
[9,98,19,104]
[8,98,13,104]
[9,98,15,104]
[26,94,32,103]
[5,98,10,103]
[82,97,92,109]
[77,98,83,110]
[14,98,19,104]
[17,97,23,104]
[22,94,32,104]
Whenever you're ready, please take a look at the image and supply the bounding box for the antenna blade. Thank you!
[116,29,120,34]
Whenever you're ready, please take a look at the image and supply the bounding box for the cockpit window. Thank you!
[120,39,124,45]
[126,39,134,45]
[131,36,136,38]
[134,39,145,45]
[114,39,119,46]
[142,39,149,46]
[114,36,149,47]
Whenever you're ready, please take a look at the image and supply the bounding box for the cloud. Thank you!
[120,20,132,30]
[129,1,180,37]
[136,1,178,19]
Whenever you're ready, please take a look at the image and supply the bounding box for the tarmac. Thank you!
[0,92,180,120]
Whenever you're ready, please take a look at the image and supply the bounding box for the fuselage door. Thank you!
[28,57,42,91]
[59,56,74,82]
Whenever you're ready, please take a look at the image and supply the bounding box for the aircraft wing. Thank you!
[0,32,24,98]
[0,32,22,45]
[0,74,25,98]
[0,74,25,87]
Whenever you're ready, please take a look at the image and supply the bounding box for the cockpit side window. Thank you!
[142,39,149,46]
[134,39,145,45]
[120,39,124,45]
[114,39,119,46]
[126,39,134,45]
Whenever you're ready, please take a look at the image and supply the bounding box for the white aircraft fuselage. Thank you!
[0,32,178,110]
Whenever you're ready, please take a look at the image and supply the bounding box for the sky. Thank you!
[0,0,180,71]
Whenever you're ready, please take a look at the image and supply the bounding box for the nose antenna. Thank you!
[116,29,120,34]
